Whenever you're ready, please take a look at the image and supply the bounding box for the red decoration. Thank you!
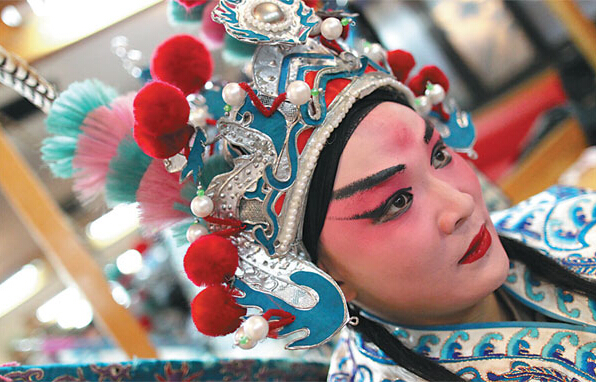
[262,309,296,338]
[184,235,239,286]
[191,285,246,336]
[319,36,343,55]
[274,193,285,216]
[238,82,286,117]
[387,50,416,83]
[150,35,213,96]
[296,127,314,154]
[305,67,371,108]
[304,0,319,10]
[175,0,208,9]
[407,65,450,96]
[133,81,192,159]
[202,215,246,237]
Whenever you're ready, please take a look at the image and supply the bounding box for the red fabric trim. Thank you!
[341,24,349,40]
[262,309,296,338]
[213,226,246,238]
[319,36,343,54]
[407,65,450,96]
[203,215,244,227]
[238,82,286,117]
[387,49,416,83]
[203,215,246,237]
[433,104,450,121]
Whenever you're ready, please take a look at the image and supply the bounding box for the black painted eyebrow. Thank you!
[424,119,434,144]
[332,164,405,200]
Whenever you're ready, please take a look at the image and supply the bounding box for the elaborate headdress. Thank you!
[38,0,477,350]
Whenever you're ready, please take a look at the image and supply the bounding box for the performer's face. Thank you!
[318,102,509,325]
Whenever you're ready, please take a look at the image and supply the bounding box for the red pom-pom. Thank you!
[134,127,193,159]
[407,65,450,96]
[191,285,246,336]
[175,0,208,9]
[387,50,416,83]
[184,235,239,286]
[151,35,213,96]
[133,81,192,158]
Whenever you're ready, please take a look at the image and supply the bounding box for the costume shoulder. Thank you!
[327,329,426,382]
[491,185,596,280]
[491,185,596,326]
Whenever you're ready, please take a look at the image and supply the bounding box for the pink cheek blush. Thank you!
[451,154,482,191]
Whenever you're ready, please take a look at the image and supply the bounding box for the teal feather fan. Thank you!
[46,79,118,137]
[105,137,152,207]
[42,79,118,178]
[40,136,78,178]
[170,220,194,247]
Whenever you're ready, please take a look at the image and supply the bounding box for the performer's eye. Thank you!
[431,140,452,169]
[376,188,413,223]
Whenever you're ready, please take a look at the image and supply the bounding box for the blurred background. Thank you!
[0,0,595,367]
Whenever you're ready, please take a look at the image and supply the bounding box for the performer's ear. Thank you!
[317,255,358,303]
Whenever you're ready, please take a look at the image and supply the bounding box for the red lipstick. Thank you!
[459,224,491,265]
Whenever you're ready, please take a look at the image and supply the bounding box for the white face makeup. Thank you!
[318,102,509,325]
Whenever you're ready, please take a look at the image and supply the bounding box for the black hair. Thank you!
[301,88,596,381]
[501,236,596,301]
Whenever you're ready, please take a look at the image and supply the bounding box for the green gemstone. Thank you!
[224,104,232,112]
[426,82,434,91]
[341,17,350,26]
[310,88,319,96]
[414,98,422,106]
[196,189,205,197]
[363,41,372,48]
[239,336,249,345]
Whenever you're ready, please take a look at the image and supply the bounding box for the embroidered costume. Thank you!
[329,186,596,382]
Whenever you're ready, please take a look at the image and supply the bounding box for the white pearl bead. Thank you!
[189,107,209,127]
[222,82,246,107]
[186,223,209,243]
[286,81,311,105]
[320,17,343,40]
[234,327,258,349]
[253,2,284,24]
[190,195,214,218]
[414,95,432,115]
[425,84,446,105]
[364,43,385,62]
[243,315,269,341]
[238,336,257,349]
